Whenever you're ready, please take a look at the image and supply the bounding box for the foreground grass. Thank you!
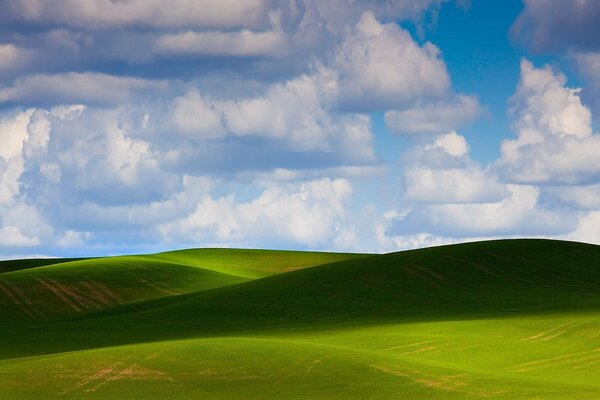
[0,240,599,399]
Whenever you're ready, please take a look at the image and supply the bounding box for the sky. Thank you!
[1,0,600,258]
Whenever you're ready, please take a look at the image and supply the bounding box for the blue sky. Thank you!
[1,0,600,258]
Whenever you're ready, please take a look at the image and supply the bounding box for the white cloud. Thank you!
[394,184,573,237]
[511,59,591,139]
[219,67,339,147]
[159,178,353,248]
[0,225,40,247]
[56,230,90,248]
[168,67,375,158]
[426,131,470,157]
[0,73,167,106]
[404,167,507,204]
[104,121,157,186]
[496,59,600,184]
[567,210,600,245]
[400,131,508,204]
[334,11,450,111]
[380,59,600,247]
[0,109,34,205]
[385,95,480,135]
[168,91,225,139]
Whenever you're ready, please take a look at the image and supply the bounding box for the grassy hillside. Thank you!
[0,240,599,399]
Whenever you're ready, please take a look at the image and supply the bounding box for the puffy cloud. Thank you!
[496,59,600,185]
[334,11,450,111]
[0,73,167,106]
[511,0,600,53]
[402,131,471,169]
[400,131,508,204]
[404,167,507,204]
[379,59,600,248]
[385,95,480,135]
[159,179,354,248]
[20,106,177,207]
[567,210,600,244]
[0,225,40,247]
[1,0,271,30]
[167,92,225,139]
[0,111,54,249]
[426,131,470,157]
[167,67,376,158]
[510,59,591,139]
[0,109,33,205]
[392,184,574,237]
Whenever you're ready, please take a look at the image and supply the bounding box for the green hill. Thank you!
[1,240,599,399]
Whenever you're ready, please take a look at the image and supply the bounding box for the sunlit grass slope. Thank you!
[0,239,599,399]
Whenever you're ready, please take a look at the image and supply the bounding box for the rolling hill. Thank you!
[0,239,599,399]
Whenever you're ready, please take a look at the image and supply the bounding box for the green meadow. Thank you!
[1,239,599,399]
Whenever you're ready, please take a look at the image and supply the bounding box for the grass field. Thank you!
[0,239,599,399]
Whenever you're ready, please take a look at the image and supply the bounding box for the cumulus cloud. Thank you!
[167,67,376,157]
[511,0,600,53]
[378,59,600,250]
[400,131,508,204]
[334,11,450,111]
[159,179,354,248]
[0,109,34,206]
[426,130,470,157]
[495,59,600,185]
[393,184,573,237]
[20,106,178,207]
[567,210,600,244]
[404,167,507,204]
[0,110,54,249]
[385,94,480,134]
[0,225,40,247]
